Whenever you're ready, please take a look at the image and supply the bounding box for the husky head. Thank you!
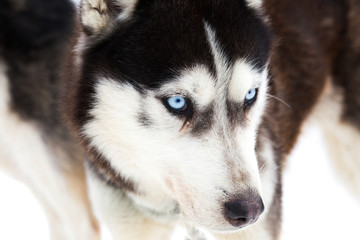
[74,0,270,232]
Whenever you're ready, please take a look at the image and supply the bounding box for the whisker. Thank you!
[267,94,292,109]
[259,164,268,175]
[259,160,285,175]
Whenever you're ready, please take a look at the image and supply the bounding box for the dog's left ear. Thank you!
[80,0,137,36]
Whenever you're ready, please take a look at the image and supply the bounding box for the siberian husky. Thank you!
[1,0,359,239]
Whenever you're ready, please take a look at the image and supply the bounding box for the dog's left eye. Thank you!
[244,88,258,109]
[245,88,257,101]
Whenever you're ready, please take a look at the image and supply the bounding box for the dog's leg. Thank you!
[313,81,360,202]
[87,173,175,240]
[0,65,100,240]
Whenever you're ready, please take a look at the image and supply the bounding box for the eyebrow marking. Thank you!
[228,60,258,103]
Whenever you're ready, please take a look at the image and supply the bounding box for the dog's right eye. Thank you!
[167,96,187,111]
[162,95,193,118]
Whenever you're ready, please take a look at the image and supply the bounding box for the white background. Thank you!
[1,125,360,240]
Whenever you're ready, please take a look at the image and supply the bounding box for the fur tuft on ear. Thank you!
[245,0,263,10]
[80,0,137,35]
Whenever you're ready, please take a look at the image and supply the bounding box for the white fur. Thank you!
[0,62,98,240]
[87,171,174,240]
[228,61,254,103]
[228,60,266,103]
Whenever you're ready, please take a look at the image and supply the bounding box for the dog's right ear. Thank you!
[80,0,137,36]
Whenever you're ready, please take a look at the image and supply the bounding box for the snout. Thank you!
[224,196,264,228]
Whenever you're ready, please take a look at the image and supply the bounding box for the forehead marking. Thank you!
[204,22,231,89]
[203,22,230,128]
[203,22,265,191]
[204,22,244,181]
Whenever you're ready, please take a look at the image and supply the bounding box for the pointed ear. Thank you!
[80,0,137,35]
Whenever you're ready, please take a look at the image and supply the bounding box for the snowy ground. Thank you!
[0,125,360,240]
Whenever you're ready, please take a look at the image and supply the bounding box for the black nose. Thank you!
[224,197,264,227]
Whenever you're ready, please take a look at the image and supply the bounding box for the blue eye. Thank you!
[245,88,257,101]
[167,96,187,110]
